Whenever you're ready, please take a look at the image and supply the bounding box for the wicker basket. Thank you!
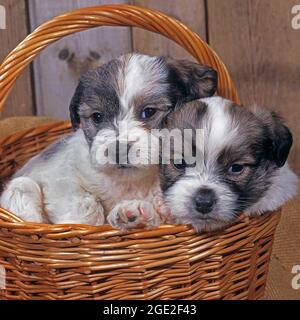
[0,4,281,300]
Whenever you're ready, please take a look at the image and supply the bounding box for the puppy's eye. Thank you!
[141,107,157,119]
[228,164,245,175]
[173,159,187,170]
[91,112,102,124]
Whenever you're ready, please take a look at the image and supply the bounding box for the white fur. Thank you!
[91,110,159,168]
[0,177,44,223]
[201,96,240,161]
[245,163,298,215]
[165,169,239,228]
[0,53,170,227]
[0,129,163,225]
[118,54,168,113]
[201,97,232,149]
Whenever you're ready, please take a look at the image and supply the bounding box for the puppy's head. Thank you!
[69,53,217,178]
[160,96,294,231]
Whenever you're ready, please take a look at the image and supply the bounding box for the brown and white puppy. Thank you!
[159,96,298,232]
[0,53,217,229]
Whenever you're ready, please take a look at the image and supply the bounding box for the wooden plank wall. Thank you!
[132,0,206,60]
[28,0,131,119]
[0,0,34,117]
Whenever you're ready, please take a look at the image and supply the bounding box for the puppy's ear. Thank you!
[269,112,293,167]
[254,108,293,167]
[69,82,83,130]
[164,58,218,103]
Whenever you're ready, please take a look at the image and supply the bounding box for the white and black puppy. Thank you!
[160,96,298,232]
[0,53,217,228]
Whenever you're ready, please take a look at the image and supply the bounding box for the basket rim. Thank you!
[0,120,71,145]
[0,195,281,238]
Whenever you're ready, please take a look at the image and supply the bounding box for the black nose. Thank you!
[194,188,217,214]
[115,141,132,164]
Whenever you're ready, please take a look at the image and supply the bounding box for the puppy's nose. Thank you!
[115,141,132,164]
[194,188,217,214]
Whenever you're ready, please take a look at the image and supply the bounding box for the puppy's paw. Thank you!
[68,195,105,226]
[0,177,44,223]
[153,195,175,224]
[107,200,161,230]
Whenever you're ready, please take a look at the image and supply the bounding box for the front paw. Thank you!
[52,195,105,225]
[77,196,105,226]
[107,200,161,230]
[153,195,175,224]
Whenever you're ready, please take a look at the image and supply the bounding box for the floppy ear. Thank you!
[164,58,218,103]
[268,111,293,167]
[255,108,293,167]
[69,82,83,130]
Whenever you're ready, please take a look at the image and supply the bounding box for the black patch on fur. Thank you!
[69,59,121,144]
[267,112,293,167]
[160,163,184,192]
[196,101,208,122]
[163,58,218,104]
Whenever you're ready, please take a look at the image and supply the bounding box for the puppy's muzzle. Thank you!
[194,188,217,214]
[107,140,134,167]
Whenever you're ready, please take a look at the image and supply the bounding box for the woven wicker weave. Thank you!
[0,4,280,300]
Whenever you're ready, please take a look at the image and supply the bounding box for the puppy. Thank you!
[0,53,217,229]
[159,96,298,232]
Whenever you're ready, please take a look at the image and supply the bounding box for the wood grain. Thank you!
[28,0,131,119]
[132,0,206,60]
[0,0,34,118]
[207,0,300,175]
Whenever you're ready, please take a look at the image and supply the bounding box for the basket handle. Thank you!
[0,4,240,114]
